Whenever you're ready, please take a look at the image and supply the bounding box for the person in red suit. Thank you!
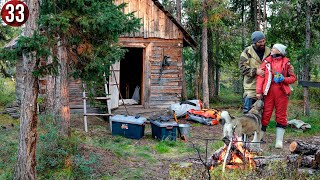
[256,43,297,149]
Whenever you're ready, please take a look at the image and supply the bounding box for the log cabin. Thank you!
[4,0,196,113]
[110,0,196,109]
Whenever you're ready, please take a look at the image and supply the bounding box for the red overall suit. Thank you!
[256,55,296,128]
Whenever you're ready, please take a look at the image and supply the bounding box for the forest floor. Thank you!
[69,101,320,179]
[1,99,319,179]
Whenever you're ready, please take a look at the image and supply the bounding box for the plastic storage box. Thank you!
[150,121,178,140]
[110,115,147,139]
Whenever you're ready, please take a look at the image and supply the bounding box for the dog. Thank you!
[219,100,264,145]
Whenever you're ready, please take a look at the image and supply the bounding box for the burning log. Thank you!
[212,146,225,160]
[289,141,320,155]
[210,141,253,169]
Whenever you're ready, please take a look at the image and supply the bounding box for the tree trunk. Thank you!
[214,31,220,96]
[208,28,215,101]
[13,0,39,179]
[263,0,267,32]
[202,0,209,108]
[241,0,245,50]
[194,62,199,99]
[176,0,181,22]
[257,0,261,30]
[45,51,55,114]
[181,58,187,100]
[252,0,258,31]
[54,38,71,137]
[175,0,186,100]
[303,1,311,116]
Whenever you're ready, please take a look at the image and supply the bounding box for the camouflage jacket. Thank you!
[239,45,271,98]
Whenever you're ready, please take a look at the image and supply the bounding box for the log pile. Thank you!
[252,141,320,170]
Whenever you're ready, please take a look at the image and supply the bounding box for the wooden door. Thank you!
[109,62,120,109]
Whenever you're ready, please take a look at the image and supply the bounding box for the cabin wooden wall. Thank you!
[120,37,184,108]
[114,0,184,40]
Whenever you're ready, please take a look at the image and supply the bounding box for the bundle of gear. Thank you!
[186,109,220,126]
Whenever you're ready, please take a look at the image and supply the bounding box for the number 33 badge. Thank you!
[1,0,29,27]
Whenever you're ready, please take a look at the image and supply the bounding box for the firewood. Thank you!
[300,155,318,169]
[252,154,319,169]
[212,146,226,160]
[315,150,320,164]
[252,155,299,169]
[289,141,320,155]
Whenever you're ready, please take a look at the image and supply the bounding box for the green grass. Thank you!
[0,116,18,179]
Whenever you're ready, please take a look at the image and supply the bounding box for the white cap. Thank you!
[273,44,287,56]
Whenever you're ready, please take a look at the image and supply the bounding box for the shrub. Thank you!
[0,76,15,106]
[36,115,96,179]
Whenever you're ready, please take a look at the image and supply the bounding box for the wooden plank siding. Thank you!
[119,37,183,108]
[114,0,187,41]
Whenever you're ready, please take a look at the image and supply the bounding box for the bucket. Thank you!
[178,124,190,138]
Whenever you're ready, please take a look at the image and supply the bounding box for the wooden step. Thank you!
[84,113,112,116]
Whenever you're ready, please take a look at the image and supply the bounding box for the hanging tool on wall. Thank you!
[159,55,171,80]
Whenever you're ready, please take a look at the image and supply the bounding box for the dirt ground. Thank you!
[71,105,311,179]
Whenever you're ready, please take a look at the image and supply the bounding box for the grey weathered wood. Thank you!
[82,97,111,100]
[113,0,196,48]
[109,62,120,109]
[299,81,320,88]
[84,113,112,116]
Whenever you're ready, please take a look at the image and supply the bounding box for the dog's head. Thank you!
[249,99,264,115]
[219,111,235,140]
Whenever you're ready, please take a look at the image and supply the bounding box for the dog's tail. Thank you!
[219,111,232,125]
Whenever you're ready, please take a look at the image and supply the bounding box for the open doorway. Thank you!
[119,48,143,105]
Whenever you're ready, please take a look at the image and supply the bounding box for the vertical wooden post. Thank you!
[104,73,111,115]
[82,84,88,132]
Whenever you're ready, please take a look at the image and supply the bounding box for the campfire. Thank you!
[208,136,261,171]
[206,139,320,174]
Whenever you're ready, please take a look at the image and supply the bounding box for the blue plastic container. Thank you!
[150,121,178,141]
[110,115,147,139]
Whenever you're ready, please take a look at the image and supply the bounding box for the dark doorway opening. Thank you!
[120,48,143,104]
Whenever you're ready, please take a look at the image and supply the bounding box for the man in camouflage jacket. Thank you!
[239,31,271,114]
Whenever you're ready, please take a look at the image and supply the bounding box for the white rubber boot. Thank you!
[275,128,285,149]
